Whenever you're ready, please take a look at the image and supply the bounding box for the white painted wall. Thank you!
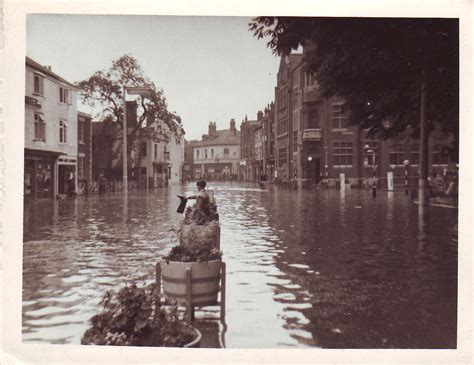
[169,134,185,184]
[193,145,239,163]
[25,66,78,156]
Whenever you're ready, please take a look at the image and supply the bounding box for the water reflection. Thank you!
[23,183,457,348]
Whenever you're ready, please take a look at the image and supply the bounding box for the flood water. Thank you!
[22,182,458,348]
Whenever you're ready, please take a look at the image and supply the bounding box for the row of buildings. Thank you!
[24,56,184,200]
[184,51,456,187]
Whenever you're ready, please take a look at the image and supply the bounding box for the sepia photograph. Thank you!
[1,0,472,363]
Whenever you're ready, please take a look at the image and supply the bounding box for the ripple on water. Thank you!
[22,184,458,349]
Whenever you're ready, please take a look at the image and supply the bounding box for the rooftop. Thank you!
[193,128,240,147]
[26,56,78,89]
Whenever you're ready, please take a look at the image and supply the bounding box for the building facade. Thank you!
[272,52,457,187]
[77,112,93,187]
[183,139,196,181]
[239,116,261,181]
[168,132,185,185]
[193,120,240,180]
[24,57,78,200]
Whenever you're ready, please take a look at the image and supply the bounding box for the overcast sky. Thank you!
[27,15,280,140]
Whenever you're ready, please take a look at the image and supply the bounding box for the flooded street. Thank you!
[22,182,458,348]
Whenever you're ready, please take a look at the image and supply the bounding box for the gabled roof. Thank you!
[26,56,78,89]
[194,129,240,147]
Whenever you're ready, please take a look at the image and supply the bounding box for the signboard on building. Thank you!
[303,129,322,141]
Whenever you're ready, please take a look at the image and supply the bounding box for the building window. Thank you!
[278,147,287,167]
[389,143,405,165]
[304,71,316,87]
[270,141,275,157]
[211,148,214,158]
[59,120,67,143]
[196,150,200,160]
[141,142,147,157]
[410,143,420,165]
[34,113,45,141]
[59,87,69,104]
[78,157,85,179]
[333,141,353,167]
[33,74,44,95]
[432,144,450,165]
[364,141,378,166]
[154,144,158,159]
[293,130,298,152]
[332,102,348,130]
[277,120,288,135]
[307,109,320,129]
[205,149,208,159]
[79,121,85,143]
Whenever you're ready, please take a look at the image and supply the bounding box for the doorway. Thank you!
[308,158,321,183]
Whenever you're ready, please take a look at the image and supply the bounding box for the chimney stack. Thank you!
[208,121,217,136]
[257,110,264,121]
[230,118,236,135]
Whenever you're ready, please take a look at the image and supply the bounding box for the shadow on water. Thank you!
[23,183,457,348]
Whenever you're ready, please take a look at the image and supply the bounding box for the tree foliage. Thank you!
[78,55,182,134]
[250,17,459,159]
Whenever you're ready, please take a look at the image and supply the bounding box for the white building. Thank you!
[193,120,240,180]
[24,56,78,199]
[168,131,185,184]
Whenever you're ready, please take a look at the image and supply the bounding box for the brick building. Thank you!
[272,52,456,187]
[239,116,261,181]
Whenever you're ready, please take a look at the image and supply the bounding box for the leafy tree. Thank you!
[78,55,183,173]
[249,17,459,160]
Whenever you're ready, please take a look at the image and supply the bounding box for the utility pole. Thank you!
[419,77,429,206]
[122,86,128,192]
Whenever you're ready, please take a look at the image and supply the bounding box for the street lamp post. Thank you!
[365,144,377,197]
[403,159,410,195]
[122,86,153,193]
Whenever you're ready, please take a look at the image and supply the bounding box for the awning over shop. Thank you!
[25,148,62,161]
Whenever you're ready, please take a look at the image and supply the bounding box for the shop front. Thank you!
[24,148,61,200]
[58,155,77,196]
